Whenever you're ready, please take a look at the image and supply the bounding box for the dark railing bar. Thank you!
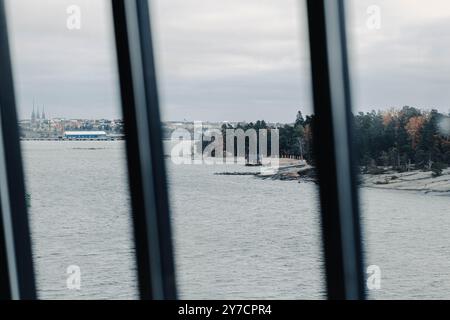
[306,0,365,300]
[111,0,177,300]
[0,0,36,300]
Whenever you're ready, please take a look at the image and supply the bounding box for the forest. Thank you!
[221,106,450,177]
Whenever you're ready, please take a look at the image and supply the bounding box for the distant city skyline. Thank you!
[20,104,123,121]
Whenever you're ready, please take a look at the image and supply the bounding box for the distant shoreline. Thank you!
[216,160,450,194]
[361,169,450,194]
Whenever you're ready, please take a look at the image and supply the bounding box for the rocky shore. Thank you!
[215,159,316,182]
[215,160,450,194]
[361,169,450,194]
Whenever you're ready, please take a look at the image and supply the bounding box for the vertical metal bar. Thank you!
[0,0,36,300]
[306,0,365,299]
[111,0,177,300]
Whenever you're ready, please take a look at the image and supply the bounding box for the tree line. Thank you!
[221,107,450,176]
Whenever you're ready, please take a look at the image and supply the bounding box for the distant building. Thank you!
[31,107,36,123]
[64,131,107,140]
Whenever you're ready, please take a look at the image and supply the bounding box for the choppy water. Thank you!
[20,141,450,299]
[21,141,138,299]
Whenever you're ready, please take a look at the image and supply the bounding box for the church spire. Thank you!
[42,105,45,120]
[31,99,36,123]
[37,106,40,120]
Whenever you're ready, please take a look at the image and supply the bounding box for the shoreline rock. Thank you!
[360,168,450,194]
[215,164,450,194]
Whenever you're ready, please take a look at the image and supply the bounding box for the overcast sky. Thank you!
[6,0,450,121]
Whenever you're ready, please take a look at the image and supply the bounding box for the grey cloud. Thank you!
[6,0,120,119]
[8,0,450,122]
[348,0,450,113]
[152,0,312,122]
